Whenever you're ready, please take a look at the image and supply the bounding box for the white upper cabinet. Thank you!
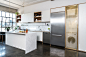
[51,7,65,13]
[42,10,50,22]
[21,12,34,22]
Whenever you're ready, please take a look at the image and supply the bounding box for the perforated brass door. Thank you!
[65,5,78,50]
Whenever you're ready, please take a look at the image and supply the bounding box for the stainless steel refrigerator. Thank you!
[50,11,65,47]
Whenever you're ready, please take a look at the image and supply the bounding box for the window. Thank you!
[2,11,5,17]
[0,11,16,31]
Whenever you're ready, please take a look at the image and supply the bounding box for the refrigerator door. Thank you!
[51,12,65,35]
[51,34,65,47]
[50,12,65,47]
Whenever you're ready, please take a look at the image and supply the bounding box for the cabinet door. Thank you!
[21,12,34,22]
[51,7,65,13]
[43,32,50,44]
[36,32,43,42]
[42,10,50,21]
[51,35,65,47]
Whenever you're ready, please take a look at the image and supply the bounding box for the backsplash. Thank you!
[17,23,50,31]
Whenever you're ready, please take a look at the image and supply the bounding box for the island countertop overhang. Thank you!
[6,31,37,35]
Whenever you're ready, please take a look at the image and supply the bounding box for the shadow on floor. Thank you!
[0,42,86,57]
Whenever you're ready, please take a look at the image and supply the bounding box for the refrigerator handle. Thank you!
[52,34,62,37]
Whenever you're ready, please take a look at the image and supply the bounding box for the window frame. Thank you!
[0,11,16,31]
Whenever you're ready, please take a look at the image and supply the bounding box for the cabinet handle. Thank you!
[52,34,62,37]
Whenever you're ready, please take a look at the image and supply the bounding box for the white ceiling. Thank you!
[0,0,50,9]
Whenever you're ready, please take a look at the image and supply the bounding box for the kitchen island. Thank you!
[5,31,37,54]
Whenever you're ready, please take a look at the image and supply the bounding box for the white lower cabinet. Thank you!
[34,32,43,42]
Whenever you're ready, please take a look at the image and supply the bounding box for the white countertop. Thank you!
[6,31,36,35]
[30,31,50,32]
[0,30,50,32]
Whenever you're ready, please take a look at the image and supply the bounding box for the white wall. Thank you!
[79,3,86,52]
[18,0,86,14]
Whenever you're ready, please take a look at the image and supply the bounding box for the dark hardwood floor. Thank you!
[0,42,86,57]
